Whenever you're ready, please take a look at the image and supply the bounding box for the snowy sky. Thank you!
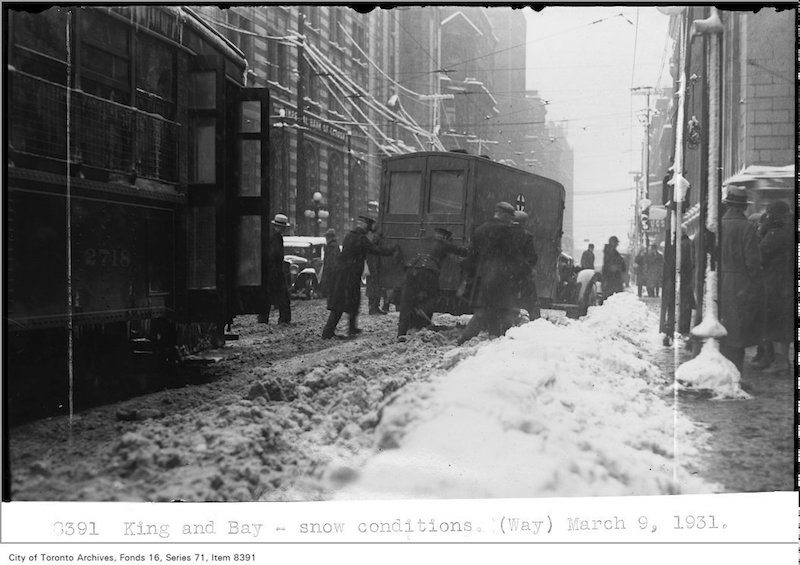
[524,6,671,253]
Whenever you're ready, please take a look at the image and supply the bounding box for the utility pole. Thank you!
[295,9,306,232]
[632,85,656,255]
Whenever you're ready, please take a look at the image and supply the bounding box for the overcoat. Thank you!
[327,227,394,315]
[466,218,520,310]
[719,207,761,348]
[758,218,793,342]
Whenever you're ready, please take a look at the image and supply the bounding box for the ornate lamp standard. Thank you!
[304,191,329,237]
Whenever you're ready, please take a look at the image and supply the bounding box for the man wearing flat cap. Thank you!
[397,227,467,338]
[458,201,524,343]
[259,213,292,324]
[322,215,398,339]
[718,185,761,372]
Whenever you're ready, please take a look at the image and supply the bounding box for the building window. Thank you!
[268,14,290,87]
[78,9,131,104]
[352,21,367,52]
[330,7,345,45]
[328,151,345,228]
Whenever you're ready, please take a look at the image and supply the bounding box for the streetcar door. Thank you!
[379,156,425,291]
[422,155,469,291]
[183,55,228,323]
[229,87,271,316]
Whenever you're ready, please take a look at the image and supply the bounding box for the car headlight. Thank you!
[290,264,300,275]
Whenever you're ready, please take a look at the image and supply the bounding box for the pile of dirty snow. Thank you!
[332,292,718,499]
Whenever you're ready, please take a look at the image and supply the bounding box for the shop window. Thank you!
[387,171,421,215]
[187,206,216,290]
[429,170,465,214]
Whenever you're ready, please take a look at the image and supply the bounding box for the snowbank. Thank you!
[334,293,718,499]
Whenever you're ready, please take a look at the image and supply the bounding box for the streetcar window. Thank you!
[238,139,261,196]
[135,34,176,119]
[189,71,217,109]
[189,117,216,183]
[236,215,261,286]
[429,170,465,214]
[387,171,421,215]
[12,8,69,83]
[187,207,216,289]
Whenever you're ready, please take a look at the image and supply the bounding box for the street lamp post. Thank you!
[304,191,329,237]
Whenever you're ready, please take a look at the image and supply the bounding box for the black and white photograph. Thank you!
[3,2,796,517]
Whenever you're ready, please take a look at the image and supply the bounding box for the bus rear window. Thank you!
[429,170,465,214]
[387,171,421,214]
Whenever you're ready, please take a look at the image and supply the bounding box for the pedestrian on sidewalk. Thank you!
[580,243,595,270]
[322,215,397,339]
[601,235,626,297]
[718,186,761,372]
[754,199,793,373]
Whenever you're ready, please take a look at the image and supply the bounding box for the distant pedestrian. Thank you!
[718,186,761,372]
[755,200,793,373]
[601,235,626,297]
[259,214,291,324]
[639,243,664,298]
[322,216,397,339]
[677,232,694,334]
[580,243,595,270]
[457,201,521,344]
[318,228,340,299]
[397,227,467,337]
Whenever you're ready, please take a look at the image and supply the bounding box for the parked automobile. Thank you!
[283,236,327,298]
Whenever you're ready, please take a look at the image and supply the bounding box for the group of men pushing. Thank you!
[264,201,542,343]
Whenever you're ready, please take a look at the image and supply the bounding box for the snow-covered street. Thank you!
[7,292,794,501]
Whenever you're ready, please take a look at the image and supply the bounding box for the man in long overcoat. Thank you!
[259,213,291,324]
[756,199,793,373]
[322,216,396,339]
[601,235,626,297]
[457,202,520,343]
[510,210,540,320]
[718,186,761,372]
[397,227,467,337]
[318,229,340,299]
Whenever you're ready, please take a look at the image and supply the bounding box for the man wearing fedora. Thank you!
[718,185,761,372]
[397,227,467,338]
[322,215,397,339]
[259,213,291,325]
